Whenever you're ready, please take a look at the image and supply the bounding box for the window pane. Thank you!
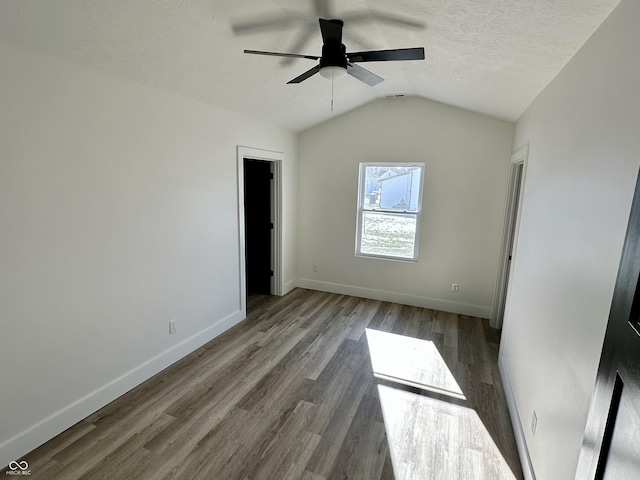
[362,165,422,212]
[360,211,417,259]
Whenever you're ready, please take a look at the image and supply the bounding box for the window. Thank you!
[356,163,425,261]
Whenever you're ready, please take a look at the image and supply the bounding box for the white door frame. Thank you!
[491,145,529,329]
[237,146,284,317]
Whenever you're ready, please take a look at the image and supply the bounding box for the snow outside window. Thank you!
[355,163,425,261]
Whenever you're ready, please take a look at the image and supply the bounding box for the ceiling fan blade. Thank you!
[287,65,321,84]
[347,63,384,86]
[341,10,425,29]
[280,29,315,66]
[244,49,320,61]
[319,18,343,44]
[231,13,305,35]
[347,47,425,62]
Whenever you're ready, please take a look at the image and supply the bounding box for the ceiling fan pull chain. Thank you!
[331,69,334,111]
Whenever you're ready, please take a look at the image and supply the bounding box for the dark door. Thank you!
[498,162,524,323]
[244,159,272,295]
[578,170,640,479]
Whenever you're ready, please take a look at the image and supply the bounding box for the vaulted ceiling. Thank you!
[0,0,621,132]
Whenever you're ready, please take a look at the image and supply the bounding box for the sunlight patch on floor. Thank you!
[378,384,518,480]
[365,328,465,399]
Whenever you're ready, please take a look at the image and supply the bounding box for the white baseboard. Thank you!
[498,354,537,480]
[0,310,245,469]
[282,279,297,296]
[296,278,491,318]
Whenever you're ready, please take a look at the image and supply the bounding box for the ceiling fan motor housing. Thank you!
[319,19,347,70]
[320,42,347,69]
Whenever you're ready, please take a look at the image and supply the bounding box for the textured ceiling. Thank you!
[0,0,621,132]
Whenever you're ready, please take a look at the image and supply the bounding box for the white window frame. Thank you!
[355,162,425,262]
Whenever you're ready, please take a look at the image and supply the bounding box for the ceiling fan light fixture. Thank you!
[319,65,347,80]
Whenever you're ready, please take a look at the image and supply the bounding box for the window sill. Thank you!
[355,252,418,263]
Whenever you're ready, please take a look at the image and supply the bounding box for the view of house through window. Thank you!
[356,163,425,261]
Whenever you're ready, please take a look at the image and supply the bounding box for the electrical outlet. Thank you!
[169,319,177,335]
[452,283,459,293]
[531,411,538,436]
[313,264,319,273]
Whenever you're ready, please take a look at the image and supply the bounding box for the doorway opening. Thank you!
[237,146,283,318]
[244,158,273,295]
[491,146,528,329]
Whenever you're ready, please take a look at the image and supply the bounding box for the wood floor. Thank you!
[16,289,523,479]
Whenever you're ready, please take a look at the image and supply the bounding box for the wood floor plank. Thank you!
[49,410,172,480]
[248,401,321,480]
[133,327,312,480]
[345,298,383,341]
[326,393,388,480]
[361,300,392,332]
[28,458,64,479]
[301,470,326,480]
[303,337,367,409]
[18,288,523,480]
[24,420,96,470]
[158,407,252,480]
[302,313,357,381]
[304,357,373,476]
[76,414,173,480]
[175,339,323,479]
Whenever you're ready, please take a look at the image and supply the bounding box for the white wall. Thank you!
[0,40,297,467]
[500,0,640,479]
[297,97,513,318]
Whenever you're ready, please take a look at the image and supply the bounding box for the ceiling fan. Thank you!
[244,18,425,86]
